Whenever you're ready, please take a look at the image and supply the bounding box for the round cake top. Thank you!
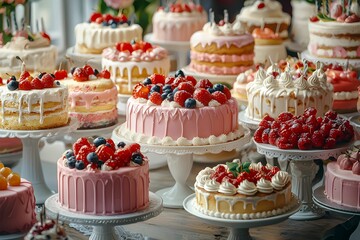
[102,40,168,62]
[195,159,290,196]
[88,11,131,27]
[0,162,22,190]
[309,1,360,24]
[61,137,148,172]
[131,70,234,108]
[336,146,360,175]
[155,1,205,17]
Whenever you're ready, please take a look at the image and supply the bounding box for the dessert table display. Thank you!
[66,47,102,71]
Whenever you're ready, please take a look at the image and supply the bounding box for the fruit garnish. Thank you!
[7,173,20,186]
[174,90,192,107]
[133,83,150,99]
[73,68,89,82]
[257,2,265,9]
[54,69,68,80]
[0,167,12,178]
[99,69,111,79]
[0,175,7,190]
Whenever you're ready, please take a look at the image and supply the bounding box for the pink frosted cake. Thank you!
[152,1,207,42]
[115,71,244,146]
[0,138,22,154]
[58,137,149,215]
[325,148,360,209]
[190,12,254,75]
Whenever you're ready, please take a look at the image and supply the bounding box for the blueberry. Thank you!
[117,141,126,148]
[38,72,45,79]
[102,21,109,26]
[127,21,131,25]
[75,160,85,170]
[71,67,76,75]
[163,84,172,91]
[130,39,136,44]
[175,69,185,77]
[150,84,161,93]
[65,150,74,159]
[161,92,168,100]
[166,93,174,101]
[184,98,196,108]
[213,83,224,92]
[110,22,118,29]
[143,77,152,85]
[97,160,104,168]
[55,81,61,86]
[172,87,179,95]
[67,156,76,169]
[7,80,19,91]
[207,87,215,94]
[131,153,143,165]
[87,152,99,164]
[94,69,99,76]
[94,137,107,147]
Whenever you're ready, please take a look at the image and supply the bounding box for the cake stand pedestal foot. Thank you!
[156,153,193,208]
[21,137,53,204]
[89,226,116,240]
[228,228,251,240]
[289,160,325,220]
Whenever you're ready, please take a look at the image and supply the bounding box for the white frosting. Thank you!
[237,180,258,195]
[202,22,246,36]
[204,179,220,192]
[219,181,237,195]
[257,178,273,193]
[271,171,290,190]
[249,162,263,171]
[333,91,358,100]
[291,0,316,47]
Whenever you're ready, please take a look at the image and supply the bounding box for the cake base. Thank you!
[302,50,360,70]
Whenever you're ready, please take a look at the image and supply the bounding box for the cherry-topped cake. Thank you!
[195,159,295,219]
[254,107,354,150]
[114,70,245,146]
[57,137,149,215]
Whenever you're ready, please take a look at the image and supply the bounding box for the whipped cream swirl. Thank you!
[237,179,258,195]
[253,67,267,84]
[279,71,293,88]
[219,181,237,195]
[294,75,309,90]
[257,178,273,193]
[271,171,290,190]
[204,179,220,192]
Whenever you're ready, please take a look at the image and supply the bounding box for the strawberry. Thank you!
[309,16,319,22]
[257,2,265,9]
[116,42,133,53]
[114,148,132,166]
[41,73,54,88]
[325,110,337,120]
[178,82,194,94]
[254,126,265,143]
[19,71,30,81]
[165,76,175,85]
[276,137,293,149]
[90,12,102,22]
[290,123,302,135]
[76,145,95,164]
[106,139,116,151]
[99,69,111,79]
[185,75,197,86]
[222,86,231,99]
[173,77,187,87]
[320,123,332,137]
[73,68,89,82]
[149,92,163,105]
[174,90,192,107]
[119,14,128,22]
[195,79,213,89]
[183,3,191,12]
[30,77,44,89]
[95,17,103,24]
[298,137,312,150]
[150,73,166,84]
[96,145,115,161]
[259,119,271,129]
[212,91,227,104]
[83,65,94,76]
[126,143,141,154]
[73,137,91,155]
[19,80,31,90]
[133,83,150,99]
[40,32,51,42]
[193,88,212,106]
[271,120,281,130]
[141,41,153,52]
[54,69,67,80]
[103,13,113,23]
[279,128,292,139]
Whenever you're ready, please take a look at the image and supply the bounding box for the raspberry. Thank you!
[150,73,166,84]
[290,123,302,135]
[195,79,213,89]
[133,83,150,99]
[320,123,332,137]
[276,137,293,149]
[114,148,132,166]
[185,75,197,86]
[304,107,317,117]
[254,127,265,143]
[73,68,89,81]
[271,120,281,130]
[193,88,212,106]
[165,76,175,85]
[90,12,102,22]
[106,139,116,151]
[216,165,226,173]
[73,137,91,155]
[99,69,111,79]
[83,65,94,76]
[261,128,270,144]
[173,77,187,87]
[259,119,271,129]
[95,145,115,161]
[149,92,163,105]
[222,86,231,99]
[174,90,192,107]
[306,115,318,128]
[212,91,227,104]
[278,112,293,122]
[126,143,141,154]
[54,70,67,80]
[298,137,312,150]
[263,115,274,122]
[19,80,31,90]
[325,110,338,120]
[41,73,54,88]
[323,138,336,149]
[178,82,195,94]
[279,128,292,139]
[311,130,325,148]
[30,78,44,89]
[288,133,299,148]
[268,129,279,145]
[76,145,95,164]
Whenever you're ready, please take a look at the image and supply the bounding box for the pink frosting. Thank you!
[126,97,239,140]
[70,108,118,129]
[333,46,347,58]
[57,158,150,215]
[190,31,254,49]
[190,62,253,75]
[190,51,254,63]
[102,47,168,62]
[0,179,36,234]
[69,86,118,109]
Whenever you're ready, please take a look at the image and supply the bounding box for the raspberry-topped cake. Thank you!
[0,163,36,234]
[58,137,149,215]
[56,65,118,129]
[0,70,69,130]
[75,12,142,54]
[253,108,354,150]
[152,0,207,42]
[102,40,170,95]
[115,70,244,146]
[325,147,360,209]
[194,159,295,219]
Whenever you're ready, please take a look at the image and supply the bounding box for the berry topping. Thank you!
[73,68,89,82]
[54,69,68,80]
[174,90,192,107]
[40,73,55,88]
[7,80,19,91]
[184,98,196,108]
[99,69,111,79]
[94,137,107,147]
[143,77,152,85]
[150,73,166,85]
[19,80,31,90]
[212,91,227,104]
[149,92,163,105]
[133,83,150,99]
[175,69,185,78]
[87,152,99,164]
[75,160,85,170]
[195,79,213,89]
[257,2,265,9]
[131,152,143,165]
[117,141,126,148]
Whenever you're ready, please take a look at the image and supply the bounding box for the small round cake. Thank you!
[0,138,22,154]
[152,1,207,42]
[102,41,170,95]
[75,12,143,54]
[232,69,255,103]
[194,160,294,219]
[57,137,149,215]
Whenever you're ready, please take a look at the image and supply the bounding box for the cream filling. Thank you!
[333,91,358,100]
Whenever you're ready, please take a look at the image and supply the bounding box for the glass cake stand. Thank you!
[144,33,190,69]
[255,142,353,220]
[0,120,77,204]
[313,186,360,240]
[112,124,251,208]
[183,194,301,240]
[45,193,163,240]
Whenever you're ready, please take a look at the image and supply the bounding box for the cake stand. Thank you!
[45,193,163,240]
[238,110,260,131]
[0,121,77,204]
[313,186,360,240]
[0,150,22,167]
[0,232,26,240]
[183,194,301,240]
[144,33,190,69]
[112,125,251,208]
[301,50,360,70]
[66,47,102,70]
[255,142,353,220]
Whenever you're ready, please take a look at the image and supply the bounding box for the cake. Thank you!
[152,1,207,42]
[251,27,287,64]
[0,71,69,130]
[236,0,291,39]
[194,159,295,219]
[189,10,254,75]
[308,1,360,59]
[57,65,118,129]
[0,138,22,154]
[115,71,245,146]
[232,68,255,103]
[0,29,57,79]
[0,163,36,234]
[102,40,170,95]
[325,147,360,209]
[75,12,143,54]
[290,0,316,48]
[245,62,333,121]
[57,137,149,215]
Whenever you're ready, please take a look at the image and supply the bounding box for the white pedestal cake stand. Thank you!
[112,125,251,208]
[238,111,260,132]
[255,142,353,220]
[301,50,360,70]
[45,193,162,240]
[313,186,360,240]
[144,33,190,69]
[0,150,22,168]
[183,194,301,240]
[66,47,102,70]
[0,121,76,204]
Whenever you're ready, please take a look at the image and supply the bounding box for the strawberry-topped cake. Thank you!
[253,108,354,150]
[102,40,170,95]
[75,12,142,54]
[194,159,295,219]
[152,0,207,42]
[115,70,244,146]
[57,137,149,215]
[0,70,69,130]
[55,65,118,129]
[0,163,36,234]
[325,146,360,209]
